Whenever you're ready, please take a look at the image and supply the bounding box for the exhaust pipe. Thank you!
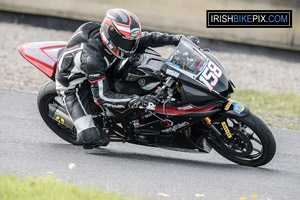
[110,136,124,142]
[48,104,125,142]
[48,104,74,130]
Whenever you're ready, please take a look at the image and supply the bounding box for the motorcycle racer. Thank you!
[55,8,200,149]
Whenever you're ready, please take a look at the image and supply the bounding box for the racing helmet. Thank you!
[100,9,142,59]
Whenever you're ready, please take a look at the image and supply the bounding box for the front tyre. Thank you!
[208,112,276,167]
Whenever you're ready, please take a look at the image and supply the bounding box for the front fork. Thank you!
[203,117,226,137]
[203,100,250,141]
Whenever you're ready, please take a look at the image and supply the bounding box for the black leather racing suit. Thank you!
[56,22,181,139]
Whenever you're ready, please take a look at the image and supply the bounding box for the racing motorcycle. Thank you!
[18,37,276,167]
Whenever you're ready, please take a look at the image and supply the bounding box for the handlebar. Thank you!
[139,76,175,111]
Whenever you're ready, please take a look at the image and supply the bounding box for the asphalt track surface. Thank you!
[0,89,300,200]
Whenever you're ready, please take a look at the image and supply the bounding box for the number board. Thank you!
[197,60,223,91]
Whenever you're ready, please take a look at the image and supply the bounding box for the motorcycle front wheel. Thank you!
[207,112,276,167]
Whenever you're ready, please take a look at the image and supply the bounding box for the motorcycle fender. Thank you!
[223,100,250,118]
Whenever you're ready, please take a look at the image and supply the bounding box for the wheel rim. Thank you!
[211,117,264,162]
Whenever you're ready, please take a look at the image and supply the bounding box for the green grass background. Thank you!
[0,175,137,200]
[232,89,300,130]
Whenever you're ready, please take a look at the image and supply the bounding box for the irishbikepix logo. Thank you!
[206,10,292,28]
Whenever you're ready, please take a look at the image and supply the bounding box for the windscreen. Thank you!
[166,40,207,75]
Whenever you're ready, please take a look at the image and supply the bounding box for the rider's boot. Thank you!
[76,127,110,149]
[97,128,110,147]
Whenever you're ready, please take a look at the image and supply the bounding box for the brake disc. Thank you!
[208,127,253,158]
[222,130,253,157]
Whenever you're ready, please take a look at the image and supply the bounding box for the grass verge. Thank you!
[0,175,136,200]
[232,89,300,130]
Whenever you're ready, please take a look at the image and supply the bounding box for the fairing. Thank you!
[112,47,165,95]
[18,42,67,78]
[162,38,234,105]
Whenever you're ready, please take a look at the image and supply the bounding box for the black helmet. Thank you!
[100,9,141,59]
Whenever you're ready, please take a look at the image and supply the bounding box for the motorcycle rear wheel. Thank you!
[208,112,276,167]
[37,81,78,145]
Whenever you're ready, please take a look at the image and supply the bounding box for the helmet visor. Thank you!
[108,26,139,53]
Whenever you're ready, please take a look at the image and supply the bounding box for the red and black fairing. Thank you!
[18,42,66,80]
[135,103,221,135]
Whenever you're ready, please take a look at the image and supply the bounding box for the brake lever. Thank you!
[162,88,174,114]
[139,102,156,111]
[139,77,175,112]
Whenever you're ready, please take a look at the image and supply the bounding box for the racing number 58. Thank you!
[199,61,223,91]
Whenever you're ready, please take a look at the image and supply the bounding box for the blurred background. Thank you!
[0,0,299,50]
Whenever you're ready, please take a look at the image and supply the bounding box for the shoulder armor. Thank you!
[67,22,101,48]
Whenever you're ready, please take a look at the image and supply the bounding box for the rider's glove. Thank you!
[128,94,161,109]
[187,35,200,46]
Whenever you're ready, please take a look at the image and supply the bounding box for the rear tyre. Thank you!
[208,112,276,167]
[37,81,78,145]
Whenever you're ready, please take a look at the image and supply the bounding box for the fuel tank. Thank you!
[112,47,165,95]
